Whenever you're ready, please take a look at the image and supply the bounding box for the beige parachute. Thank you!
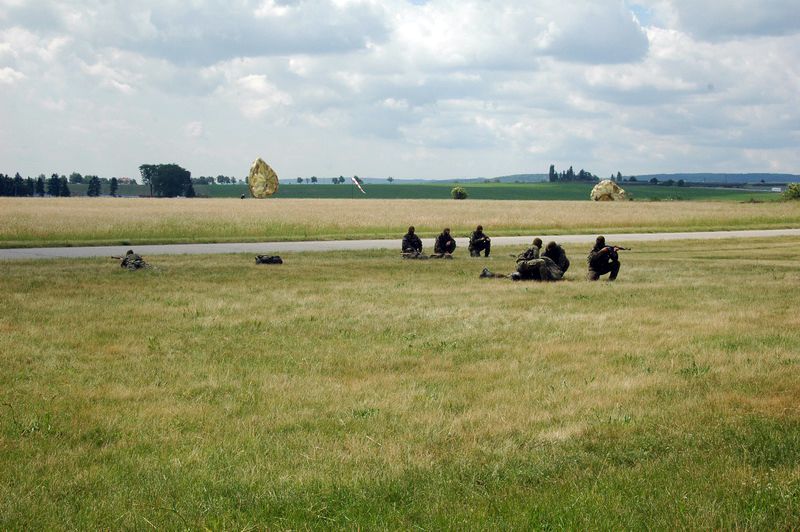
[590,179,626,201]
[248,157,279,198]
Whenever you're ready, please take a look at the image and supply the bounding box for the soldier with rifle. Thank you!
[113,249,151,271]
[587,236,628,281]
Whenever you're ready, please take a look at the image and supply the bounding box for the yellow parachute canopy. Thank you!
[590,179,626,201]
[248,158,279,198]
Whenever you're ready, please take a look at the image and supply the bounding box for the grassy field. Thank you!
[2,197,799,248]
[69,181,780,201]
[1,236,799,530]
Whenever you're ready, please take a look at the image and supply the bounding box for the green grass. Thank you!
[2,238,799,530]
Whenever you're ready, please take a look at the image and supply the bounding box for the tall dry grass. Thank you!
[2,197,799,247]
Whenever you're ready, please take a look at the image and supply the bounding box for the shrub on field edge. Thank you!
[451,187,468,200]
[782,183,800,200]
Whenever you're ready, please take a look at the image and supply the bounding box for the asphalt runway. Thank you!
[1,229,799,260]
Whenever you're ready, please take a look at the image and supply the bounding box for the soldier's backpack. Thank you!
[255,255,283,264]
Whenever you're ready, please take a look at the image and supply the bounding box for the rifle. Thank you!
[604,245,630,260]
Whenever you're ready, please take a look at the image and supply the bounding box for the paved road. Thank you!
[2,229,799,260]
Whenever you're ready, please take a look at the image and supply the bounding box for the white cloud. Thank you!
[1,0,799,179]
[184,121,204,138]
[0,66,25,84]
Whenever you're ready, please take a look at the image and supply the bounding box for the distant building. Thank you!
[771,187,782,192]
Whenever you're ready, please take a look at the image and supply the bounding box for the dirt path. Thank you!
[2,229,799,260]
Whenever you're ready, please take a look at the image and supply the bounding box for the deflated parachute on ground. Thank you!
[248,158,279,198]
[590,179,626,201]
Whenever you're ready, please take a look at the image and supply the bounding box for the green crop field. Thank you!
[209,182,779,202]
[2,235,799,530]
[68,181,780,202]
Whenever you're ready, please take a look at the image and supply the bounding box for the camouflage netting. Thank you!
[590,179,626,201]
[248,157,279,198]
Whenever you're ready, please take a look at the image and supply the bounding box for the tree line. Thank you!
[548,165,648,183]
[0,173,70,197]
[0,172,126,197]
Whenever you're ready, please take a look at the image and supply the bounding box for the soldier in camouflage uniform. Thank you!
[514,238,563,281]
[468,225,491,257]
[587,236,620,281]
[543,241,570,274]
[433,228,456,258]
[118,250,148,271]
[401,226,427,259]
[480,238,563,280]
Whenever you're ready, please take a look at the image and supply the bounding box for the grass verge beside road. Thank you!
[1,238,799,529]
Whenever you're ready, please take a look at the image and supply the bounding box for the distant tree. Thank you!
[296,177,303,184]
[649,178,658,184]
[549,164,557,182]
[139,165,157,196]
[46,174,61,196]
[13,173,25,196]
[36,176,45,197]
[387,176,394,184]
[109,177,118,196]
[565,166,575,181]
[629,176,638,182]
[677,179,685,187]
[87,176,101,196]
[310,176,317,184]
[68,172,83,184]
[59,176,70,197]
[185,182,196,198]
[451,186,468,200]
[664,179,675,186]
[138,163,192,197]
[616,172,623,182]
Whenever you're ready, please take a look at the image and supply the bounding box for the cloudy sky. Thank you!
[1,0,799,181]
